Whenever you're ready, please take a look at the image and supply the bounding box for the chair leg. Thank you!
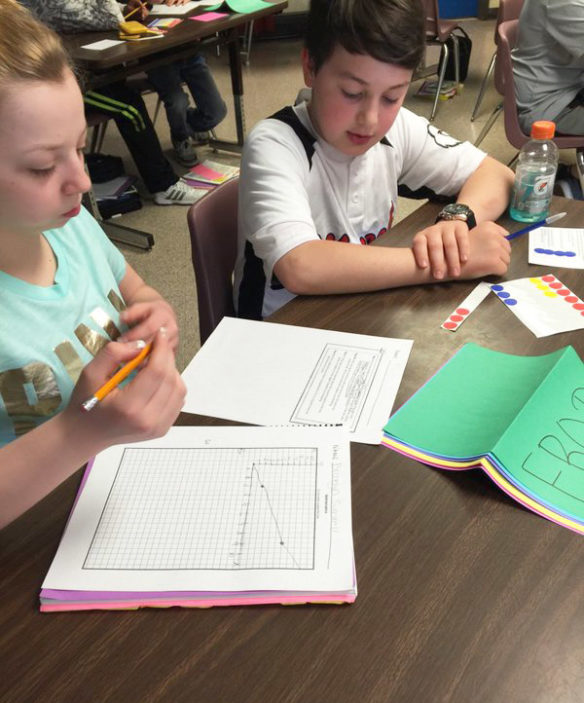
[430,43,449,122]
[471,51,496,122]
[451,33,460,87]
[241,20,254,66]
[153,97,162,127]
[473,102,503,147]
[575,147,584,196]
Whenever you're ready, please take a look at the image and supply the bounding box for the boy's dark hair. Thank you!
[304,0,426,73]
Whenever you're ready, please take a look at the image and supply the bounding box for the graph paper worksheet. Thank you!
[42,427,354,594]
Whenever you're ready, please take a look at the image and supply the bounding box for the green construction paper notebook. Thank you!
[382,344,584,532]
[203,0,273,13]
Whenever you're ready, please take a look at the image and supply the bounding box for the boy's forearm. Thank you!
[274,240,433,295]
[457,156,514,224]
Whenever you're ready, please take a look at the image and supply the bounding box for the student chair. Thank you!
[187,177,239,345]
[497,18,584,182]
[85,109,112,154]
[417,0,463,122]
[471,0,524,144]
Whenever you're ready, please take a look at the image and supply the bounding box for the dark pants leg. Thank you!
[84,81,177,194]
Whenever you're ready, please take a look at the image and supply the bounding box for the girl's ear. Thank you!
[301,48,316,87]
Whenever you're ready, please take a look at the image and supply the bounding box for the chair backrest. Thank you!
[497,20,584,151]
[187,177,239,346]
[498,20,584,151]
[495,0,524,41]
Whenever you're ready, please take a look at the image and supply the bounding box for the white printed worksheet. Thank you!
[182,318,413,444]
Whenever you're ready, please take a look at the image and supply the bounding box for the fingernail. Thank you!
[135,339,147,349]
[159,326,168,338]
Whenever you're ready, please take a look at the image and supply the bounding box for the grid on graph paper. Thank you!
[83,446,318,571]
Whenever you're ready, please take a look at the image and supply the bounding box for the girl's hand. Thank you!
[65,332,186,448]
[119,299,179,352]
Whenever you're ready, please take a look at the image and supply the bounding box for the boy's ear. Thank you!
[301,48,316,87]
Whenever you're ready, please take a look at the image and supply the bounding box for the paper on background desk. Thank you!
[81,39,124,50]
[529,227,584,268]
[149,0,217,15]
[490,274,584,337]
[41,426,354,595]
[182,317,413,444]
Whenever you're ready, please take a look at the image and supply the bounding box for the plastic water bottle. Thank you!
[509,120,559,222]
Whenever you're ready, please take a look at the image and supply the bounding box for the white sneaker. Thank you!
[154,179,204,206]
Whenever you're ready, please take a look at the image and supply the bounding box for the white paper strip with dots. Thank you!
[490,274,584,337]
[441,282,493,331]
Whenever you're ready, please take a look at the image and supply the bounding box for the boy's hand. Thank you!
[119,300,179,352]
[459,221,511,278]
[66,333,186,447]
[412,220,473,280]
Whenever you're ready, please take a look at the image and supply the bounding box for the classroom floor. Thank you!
[95,16,567,372]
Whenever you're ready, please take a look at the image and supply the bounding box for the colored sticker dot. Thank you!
[498,291,510,299]
[529,278,540,284]
[534,248,546,254]
[491,284,504,291]
[573,303,584,311]
[554,251,566,256]
[504,299,518,305]
[565,296,578,303]
[542,275,555,282]
[456,308,469,315]
[443,321,457,329]
[450,314,464,322]
[557,289,570,296]
[549,282,562,289]
[536,284,548,290]
[565,251,576,257]
[544,291,557,297]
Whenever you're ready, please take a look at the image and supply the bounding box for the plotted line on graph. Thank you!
[233,463,301,569]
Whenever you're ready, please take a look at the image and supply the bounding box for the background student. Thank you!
[513,0,584,137]
[0,0,186,528]
[21,0,205,205]
[126,0,228,167]
[234,0,515,320]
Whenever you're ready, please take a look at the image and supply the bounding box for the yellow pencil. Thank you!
[81,342,153,412]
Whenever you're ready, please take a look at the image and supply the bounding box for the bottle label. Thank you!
[511,172,555,216]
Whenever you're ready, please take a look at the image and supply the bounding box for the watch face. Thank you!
[443,204,471,218]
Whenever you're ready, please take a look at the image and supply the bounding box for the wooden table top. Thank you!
[1,196,583,703]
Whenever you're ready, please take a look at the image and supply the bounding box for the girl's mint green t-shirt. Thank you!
[0,206,126,445]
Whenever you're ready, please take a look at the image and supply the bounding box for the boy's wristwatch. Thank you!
[435,203,477,230]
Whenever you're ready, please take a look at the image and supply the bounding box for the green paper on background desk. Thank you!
[203,0,273,12]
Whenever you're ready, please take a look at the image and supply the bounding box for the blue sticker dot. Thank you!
[491,284,504,291]
[554,251,566,256]
[544,249,554,255]
[534,248,546,254]
[504,298,518,305]
[498,291,510,299]
[565,251,577,257]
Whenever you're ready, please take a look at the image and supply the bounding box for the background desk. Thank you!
[68,0,288,150]
[1,197,583,703]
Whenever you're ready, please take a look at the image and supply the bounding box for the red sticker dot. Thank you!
[456,308,469,315]
[573,303,584,311]
[443,321,457,329]
[565,296,578,303]
[450,314,464,322]
[542,275,555,282]
[549,282,562,289]
[557,289,570,296]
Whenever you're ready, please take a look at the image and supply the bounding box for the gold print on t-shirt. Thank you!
[0,295,124,435]
[0,363,61,436]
